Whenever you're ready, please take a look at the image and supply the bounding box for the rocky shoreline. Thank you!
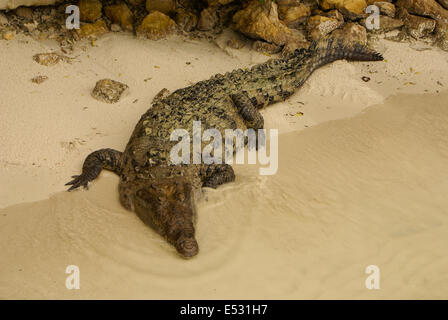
[0,0,447,54]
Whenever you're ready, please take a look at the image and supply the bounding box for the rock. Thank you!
[79,0,102,23]
[398,7,436,38]
[33,52,66,66]
[216,2,241,27]
[24,21,38,32]
[277,0,302,5]
[319,0,367,18]
[278,2,311,28]
[438,0,448,10]
[366,0,392,4]
[306,14,344,40]
[78,19,109,39]
[175,8,198,32]
[324,9,345,22]
[281,42,308,58]
[2,30,15,40]
[227,38,246,49]
[374,1,396,17]
[110,24,122,32]
[331,21,367,44]
[0,0,57,10]
[104,2,134,32]
[207,0,234,5]
[128,0,145,6]
[15,6,33,19]
[252,40,282,54]
[281,32,310,56]
[302,0,321,12]
[0,13,8,26]
[136,11,177,40]
[31,75,49,84]
[92,79,129,104]
[146,0,176,16]
[197,7,219,31]
[434,20,448,50]
[232,0,295,46]
[384,29,408,42]
[363,15,404,32]
[396,0,448,23]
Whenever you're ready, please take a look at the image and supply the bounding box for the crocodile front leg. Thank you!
[66,148,122,191]
[231,92,264,130]
[201,164,235,189]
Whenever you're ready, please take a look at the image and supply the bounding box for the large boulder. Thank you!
[374,1,396,17]
[331,22,367,45]
[398,7,436,38]
[306,14,344,40]
[209,0,234,4]
[362,15,404,32]
[79,0,103,23]
[319,0,367,18]
[104,2,134,32]
[396,0,448,23]
[438,0,448,10]
[434,20,448,50]
[136,11,177,40]
[77,19,109,39]
[197,7,219,31]
[277,1,311,28]
[0,12,7,25]
[0,0,58,10]
[146,0,176,16]
[175,8,198,32]
[232,0,295,46]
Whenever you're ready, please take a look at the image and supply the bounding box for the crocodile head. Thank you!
[128,177,199,258]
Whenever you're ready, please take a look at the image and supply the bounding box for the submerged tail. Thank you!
[307,37,384,72]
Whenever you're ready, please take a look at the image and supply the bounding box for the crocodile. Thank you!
[66,38,383,258]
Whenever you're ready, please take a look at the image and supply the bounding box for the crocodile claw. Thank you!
[65,175,90,191]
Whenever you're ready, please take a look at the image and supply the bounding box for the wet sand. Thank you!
[1,92,448,299]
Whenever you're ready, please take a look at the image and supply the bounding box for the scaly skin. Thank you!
[66,38,383,258]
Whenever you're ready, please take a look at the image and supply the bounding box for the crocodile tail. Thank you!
[307,37,384,71]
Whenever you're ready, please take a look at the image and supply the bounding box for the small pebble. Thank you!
[3,31,15,40]
[361,76,371,82]
[31,75,49,84]
[91,79,129,104]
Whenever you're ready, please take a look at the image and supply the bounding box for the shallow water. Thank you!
[1,92,448,299]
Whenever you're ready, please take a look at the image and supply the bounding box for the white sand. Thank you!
[1,32,448,299]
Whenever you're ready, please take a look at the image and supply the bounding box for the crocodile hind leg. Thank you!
[201,164,235,189]
[66,148,122,191]
[231,92,264,130]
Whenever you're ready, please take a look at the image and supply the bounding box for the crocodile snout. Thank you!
[176,236,199,258]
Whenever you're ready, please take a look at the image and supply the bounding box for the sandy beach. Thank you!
[1,31,448,299]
